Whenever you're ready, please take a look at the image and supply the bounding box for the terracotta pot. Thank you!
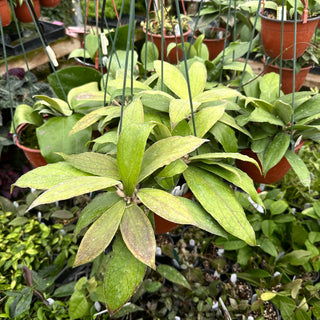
[263,60,312,94]
[40,0,60,7]
[15,124,47,168]
[236,142,304,184]
[197,27,231,60]
[259,12,320,60]
[0,0,11,27]
[14,0,40,23]
[154,191,193,234]
[144,28,191,64]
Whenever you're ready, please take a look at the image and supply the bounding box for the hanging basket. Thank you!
[0,0,11,27]
[195,27,231,60]
[14,124,47,168]
[14,0,41,23]
[143,28,191,64]
[263,60,312,94]
[259,12,320,60]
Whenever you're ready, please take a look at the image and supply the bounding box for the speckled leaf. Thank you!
[139,90,174,112]
[28,176,120,210]
[154,60,188,99]
[34,95,72,116]
[169,99,201,130]
[183,166,256,245]
[58,152,120,179]
[210,121,238,152]
[219,113,252,138]
[157,265,191,289]
[189,152,261,172]
[274,100,293,125]
[12,162,89,190]
[263,132,290,175]
[285,150,311,187]
[178,197,228,238]
[117,123,154,196]
[138,136,206,182]
[193,87,241,103]
[105,234,146,314]
[137,188,195,224]
[74,200,125,267]
[70,107,111,134]
[122,98,144,127]
[188,61,207,98]
[190,105,225,138]
[120,204,156,269]
[74,192,120,236]
[198,162,263,207]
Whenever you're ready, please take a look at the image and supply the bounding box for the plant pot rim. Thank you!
[14,124,40,154]
[259,11,320,23]
[262,58,313,71]
[143,27,191,39]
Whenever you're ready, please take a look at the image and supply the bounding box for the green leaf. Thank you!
[285,150,311,187]
[210,121,238,152]
[261,292,277,301]
[261,220,277,238]
[139,90,173,113]
[199,162,264,207]
[141,41,159,70]
[75,192,120,236]
[188,61,207,98]
[154,60,188,99]
[28,176,120,210]
[183,166,256,245]
[37,114,92,163]
[138,188,195,224]
[48,66,101,99]
[138,135,206,182]
[12,162,89,190]
[105,234,146,314]
[263,132,290,175]
[9,287,33,318]
[270,200,288,215]
[68,82,108,114]
[117,123,154,195]
[259,73,280,103]
[155,159,188,179]
[70,106,112,135]
[190,105,225,138]
[8,217,28,226]
[169,99,201,130]
[257,237,278,257]
[274,100,293,125]
[157,265,191,289]
[189,152,261,172]
[120,204,156,269]
[122,98,144,128]
[219,112,252,138]
[34,95,72,116]
[277,250,311,266]
[12,104,43,129]
[178,197,228,237]
[69,290,90,319]
[74,200,125,267]
[58,152,120,180]
[193,87,242,103]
